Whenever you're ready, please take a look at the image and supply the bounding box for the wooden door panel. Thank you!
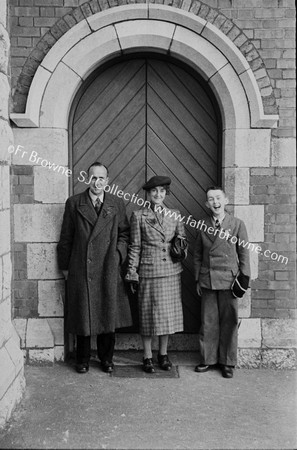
[72,57,220,334]
[147,62,218,162]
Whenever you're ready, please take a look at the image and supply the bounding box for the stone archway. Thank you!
[11,4,279,359]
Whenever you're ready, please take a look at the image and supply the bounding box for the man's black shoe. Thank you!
[195,364,209,373]
[75,363,89,374]
[101,361,114,373]
[221,365,234,378]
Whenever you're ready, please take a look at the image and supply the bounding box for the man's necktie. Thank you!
[94,197,102,215]
[215,218,221,229]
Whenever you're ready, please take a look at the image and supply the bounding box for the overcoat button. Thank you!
[163,258,166,261]
[162,249,166,252]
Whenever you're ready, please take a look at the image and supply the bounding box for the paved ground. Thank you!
[0,352,296,450]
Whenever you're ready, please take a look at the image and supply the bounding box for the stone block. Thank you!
[223,129,271,168]
[171,26,228,81]
[88,4,148,31]
[13,318,27,349]
[209,64,250,131]
[47,318,64,345]
[0,347,15,400]
[262,319,297,348]
[238,318,261,348]
[223,167,249,205]
[40,62,82,129]
[14,204,64,242]
[28,348,54,365]
[12,128,68,166]
[41,19,91,72]
[149,4,205,35]
[38,280,64,317]
[237,349,261,368]
[117,20,174,54]
[0,74,9,121]
[24,66,52,127]
[271,138,296,167]
[0,164,10,210]
[27,244,60,279]
[2,253,12,299]
[202,21,250,75]
[250,248,259,281]
[0,119,13,163]
[5,337,24,376]
[0,369,25,429]
[261,349,296,369]
[0,298,12,348]
[54,346,64,361]
[26,318,54,348]
[0,210,10,254]
[238,289,251,318]
[34,161,69,204]
[234,205,264,242]
[63,26,121,81]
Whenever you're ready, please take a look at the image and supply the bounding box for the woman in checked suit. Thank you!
[125,176,187,373]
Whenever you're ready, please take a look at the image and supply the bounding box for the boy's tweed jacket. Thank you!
[125,206,186,282]
[194,212,251,290]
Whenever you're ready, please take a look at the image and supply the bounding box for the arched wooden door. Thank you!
[71,56,221,333]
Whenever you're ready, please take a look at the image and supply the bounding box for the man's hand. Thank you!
[196,281,202,296]
[62,270,69,280]
[128,281,138,294]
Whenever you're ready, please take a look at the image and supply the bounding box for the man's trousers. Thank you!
[76,333,115,364]
[198,289,238,366]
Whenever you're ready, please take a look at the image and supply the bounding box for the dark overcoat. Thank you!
[57,189,132,335]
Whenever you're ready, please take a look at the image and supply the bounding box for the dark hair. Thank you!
[87,162,109,176]
[148,184,171,195]
[206,186,225,196]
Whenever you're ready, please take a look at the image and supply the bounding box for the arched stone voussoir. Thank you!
[39,62,82,129]
[115,20,175,55]
[62,25,121,80]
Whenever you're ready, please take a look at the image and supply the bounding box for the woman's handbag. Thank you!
[231,271,250,298]
[170,235,188,263]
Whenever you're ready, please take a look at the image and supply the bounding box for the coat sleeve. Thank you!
[193,230,203,282]
[57,198,75,270]
[236,220,251,278]
[116,199,130,264]
[125,212,141,283]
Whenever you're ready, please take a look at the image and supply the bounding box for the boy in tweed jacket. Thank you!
[194,187,250,378]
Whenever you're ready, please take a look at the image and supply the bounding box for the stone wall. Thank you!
[7,0,297,367]
[0,0,25,429]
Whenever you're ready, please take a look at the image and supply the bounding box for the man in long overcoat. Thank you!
[57,162,132,373]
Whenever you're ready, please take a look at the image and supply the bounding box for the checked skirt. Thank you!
[138,274,184,336]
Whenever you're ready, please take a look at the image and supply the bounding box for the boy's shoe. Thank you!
[195,364,209,373]
[158,354,172,371]
[101,361,114,373]
[221,365,234,378]
[143,358,155,373]
[75,362,89,374]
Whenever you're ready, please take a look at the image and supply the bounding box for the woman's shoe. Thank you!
[158,354,172,371]
[143,358,155,373]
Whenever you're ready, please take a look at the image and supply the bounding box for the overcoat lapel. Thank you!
[89,192,116,242]
[77,190,97,227]
[203,216,217,243]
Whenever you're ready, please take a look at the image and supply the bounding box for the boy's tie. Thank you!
[215,218,221,229]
